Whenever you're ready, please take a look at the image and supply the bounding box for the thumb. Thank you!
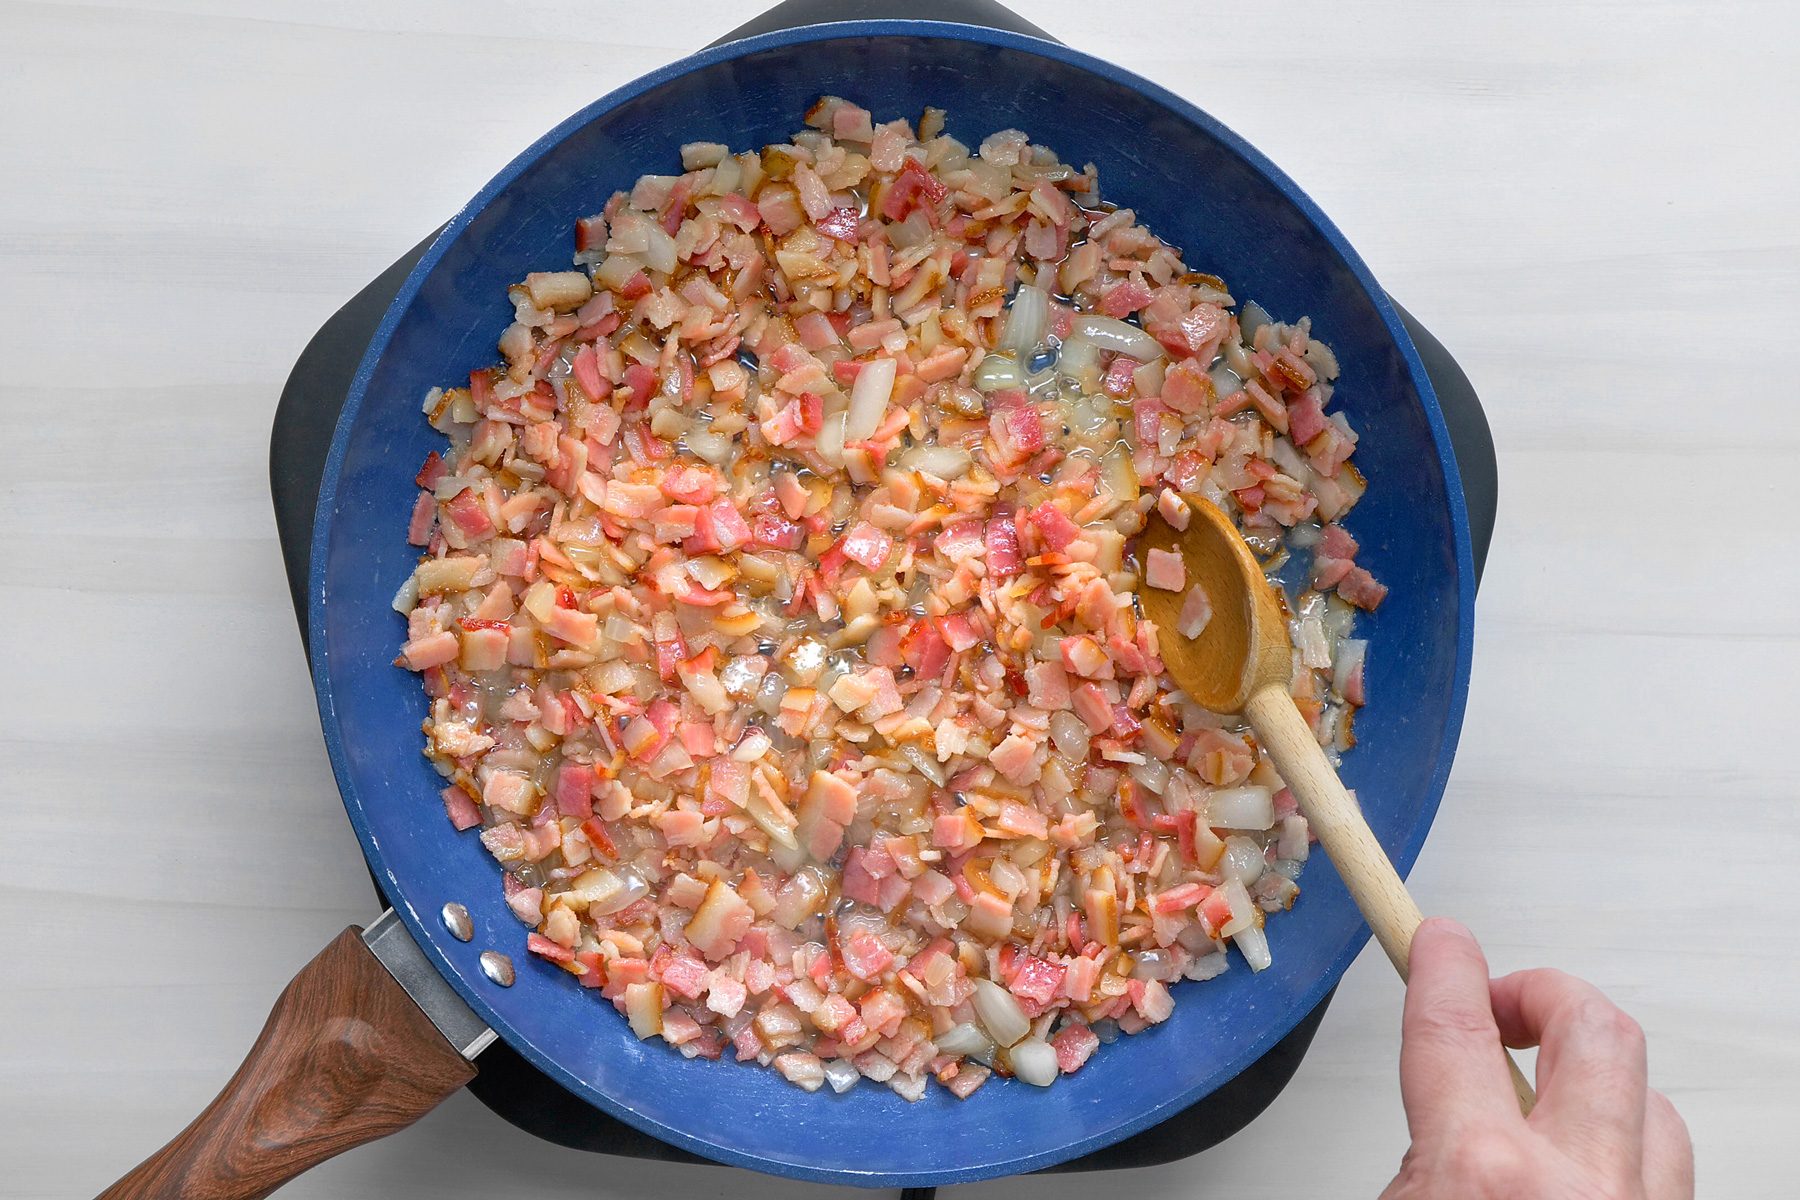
[1398,919,1524,1139]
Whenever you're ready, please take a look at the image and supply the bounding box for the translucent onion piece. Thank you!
[1220,836,1265,886]
[900,444,972,480]
[1072,314,1161,360]
[974,352,1025,393]
[1207,785,1275,830]
[1232,922,1272,972]
[999,286,1048,356]
[973,978,1031,1046]
[1008,1038,1059,1087]
[844,357,896,441]
[933,1022,994,1057]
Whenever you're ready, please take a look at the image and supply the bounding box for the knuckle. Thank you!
[1413,995,1497,1043]
[1584,998,1646,1054]
[1444,1133,1524,1190]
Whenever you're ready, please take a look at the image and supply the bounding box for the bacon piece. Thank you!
[685,880,755,960]
[989,733,1039,785]
[1029,503,1081,552]
[527,933,574,964]
[816,207,861,241]
[1144,547,1186,591]
[840,930,895,981]
[841,521,893,571]
[798,769,858,862]
[407,492,436,546]
[440,785,482,831]
[1024,660,1072,711]
[1052,1022,1100,1073]
[984,512,1022,580]
[1337,566,1388,610]
[1100,279,1152,318]
[1071,682,1114,734]
[399,631,458,671]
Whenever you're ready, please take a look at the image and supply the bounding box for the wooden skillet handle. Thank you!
[97,926,476,1200]
[1244,685,1537,1115]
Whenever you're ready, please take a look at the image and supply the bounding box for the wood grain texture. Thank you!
[96,929,474,1200]
[1146,492,1530,1111]
[1244,687,1537,1114]
[2,1,1796,1198]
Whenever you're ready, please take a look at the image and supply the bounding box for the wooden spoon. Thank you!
[1139,493,1536,1114]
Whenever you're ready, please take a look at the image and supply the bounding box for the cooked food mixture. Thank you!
[394,98,1385,1100]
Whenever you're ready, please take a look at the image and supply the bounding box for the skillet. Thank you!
[100,19,1477,1196]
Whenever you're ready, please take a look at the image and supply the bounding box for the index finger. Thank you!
[1397,919,1523,1139]
[1489,968,1647,1172]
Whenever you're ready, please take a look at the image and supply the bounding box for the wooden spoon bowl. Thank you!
[1139,493,1535,1113]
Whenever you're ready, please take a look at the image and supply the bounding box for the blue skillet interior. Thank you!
[309,21,1474,1189]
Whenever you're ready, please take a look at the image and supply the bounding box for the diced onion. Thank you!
[844,357,896,441]
[1220,836,1265,885]
[973,979,1031,1046]
[1007,1038,1059,1087]
[974,352,1025,393]
[1207,785,1275,830]
[1129,757,1170,796]
[391,573,420,614]
[897,742,948,786]
[1209,364,1242,400]
[684,426,733,465]
[591,868,650,916]
[815,410,848,466]
[1067,395,1111,436]
[999,286,1048,356]
[1049,711,1091,761]
[1100,443,1139,501]
[900,444,972,479]
[934,1022,994,1057]
[1240,301,1274,344]
[1232,922,1272,972]
[1057,335,1101,389]
[1072,314,1161,361]
[1216,879,1256,938]
[823,1058,860,1093]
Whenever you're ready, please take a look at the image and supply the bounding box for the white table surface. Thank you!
[4,1,1795,1196]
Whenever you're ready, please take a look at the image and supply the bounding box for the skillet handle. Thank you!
[96,926,476,1200]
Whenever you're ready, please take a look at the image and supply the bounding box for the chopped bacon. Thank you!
[440,785,482,831]
[443,489,493,541]
[1337,566,1388,610]
[1145,547,1186,591]
[402,100,1379,1103]
[841,521,893,570]
[1052,1022,1100,1073]
[840,930,895,981]
[526,933,574,964]
[553,763,595,817]
[984,512,1023,580]
[816,207,862,241]
[1100,279,1153,318]
[415,451,447,489]
[406,492,436,546]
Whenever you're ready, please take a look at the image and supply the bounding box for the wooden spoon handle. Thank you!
[96,927,476,1200]
[1244,685,1536,1114]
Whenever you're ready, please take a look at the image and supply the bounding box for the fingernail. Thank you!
[1421,917,1473,942]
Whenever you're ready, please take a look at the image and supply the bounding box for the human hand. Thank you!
[1381,918,1692,1199]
